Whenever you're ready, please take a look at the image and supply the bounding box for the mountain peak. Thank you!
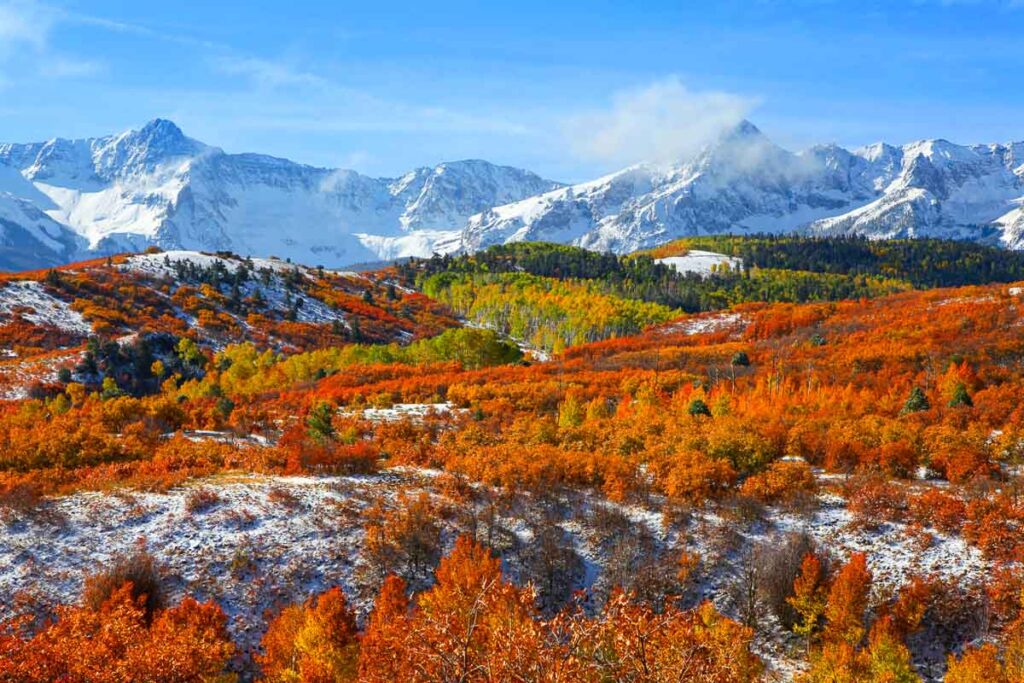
[730,119,763,138]
[715,119,766,146]
[138,118,186,142]
[129,118,202,156]
[702,119,773,157]
[92,119,207,174]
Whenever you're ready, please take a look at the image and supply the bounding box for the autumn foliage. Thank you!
[1,245,1024,679]
[0,584,234,682]
[259,587,360,682]
[357,535,762,683]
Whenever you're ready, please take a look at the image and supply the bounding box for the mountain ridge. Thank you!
[0,119,562,269]
[1,118,1024,270]
[462,120,1024,255]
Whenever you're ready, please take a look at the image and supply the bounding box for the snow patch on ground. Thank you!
[0,349,82,400]
[770,498,986,590]
[343,402,466,423]
[655,250,743,275]
[0,280,92,336]
[0,472,419,651]
[658,311,747,336]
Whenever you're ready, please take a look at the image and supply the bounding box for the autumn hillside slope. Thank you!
[0,249,467,399]
[399,236,1024,352]
[1,240,1024,681]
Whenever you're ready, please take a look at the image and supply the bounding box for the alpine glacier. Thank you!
[1,118,1024,269]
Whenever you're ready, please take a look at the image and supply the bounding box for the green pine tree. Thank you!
[901,386,930,414]
[948,382,973,408]
[688,398,712,417]
[306,401,336,442]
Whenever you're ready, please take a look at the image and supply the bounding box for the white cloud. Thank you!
[564,77,757,166]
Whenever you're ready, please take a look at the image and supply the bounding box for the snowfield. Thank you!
[656,250,743,275]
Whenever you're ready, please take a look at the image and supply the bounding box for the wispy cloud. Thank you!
[563,77,757,166]
[0,0,107,82]
[204,53,532,138]
[213,55,329,89]
[0,0,55,51]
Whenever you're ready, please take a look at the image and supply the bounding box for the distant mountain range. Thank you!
[1,118,1023,269]
[0,119,560,269]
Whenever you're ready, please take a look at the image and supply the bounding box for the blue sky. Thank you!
[1,0,1023,181]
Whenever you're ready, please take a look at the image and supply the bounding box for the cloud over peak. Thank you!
[564,77,757,167]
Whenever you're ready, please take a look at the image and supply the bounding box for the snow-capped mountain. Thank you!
[2,118,1024,270]
[0,119,561,269]
[458,121,1024,254]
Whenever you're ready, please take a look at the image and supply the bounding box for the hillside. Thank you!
[399,237,1024,351]
[2,241,1024,681]
[0,249,467,398]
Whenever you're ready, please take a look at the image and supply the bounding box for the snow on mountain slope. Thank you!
[3,118,1024,270]
[0,120,561,269]
[459,121,1024,254]
[0,192,85,270]
[354,229,464,260]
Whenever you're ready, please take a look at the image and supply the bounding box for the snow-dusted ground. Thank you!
[120,251,349,329]
[656,250,744,275]
[0,349,81,400]
[0,466,986,673]
[0,280,92,336]
[0,473,413,653]
[658,311,747,337]
[343,402,467,423]
[769,494,984,591]
[169,430,273,447]
[122,251,312,278]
